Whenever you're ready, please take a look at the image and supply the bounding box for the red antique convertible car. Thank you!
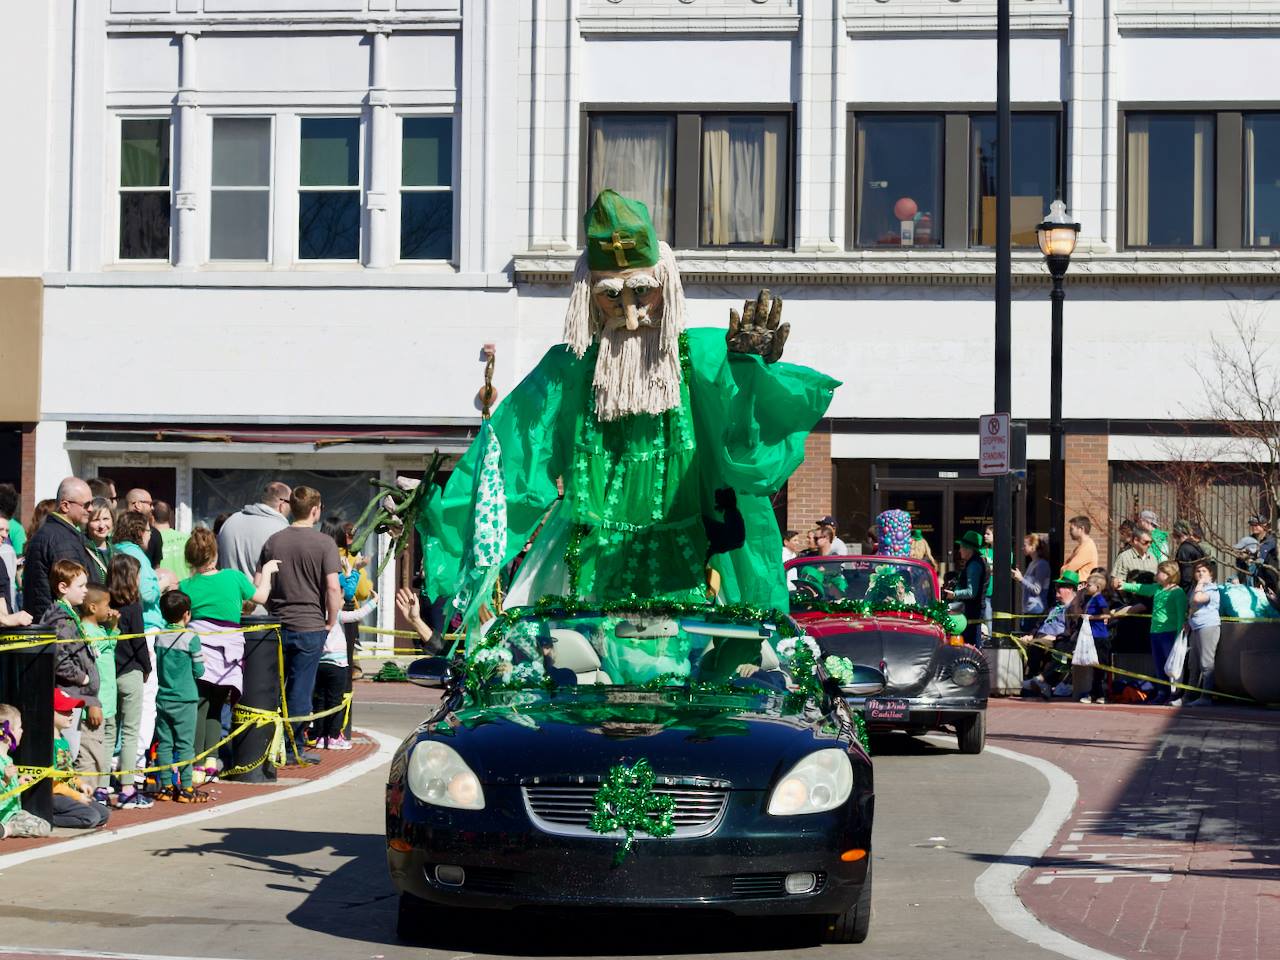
[786,555,989,754]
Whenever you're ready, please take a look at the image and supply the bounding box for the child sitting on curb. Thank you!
[0,703,52,839]
[51,689,111,829]
[153,591,207,803]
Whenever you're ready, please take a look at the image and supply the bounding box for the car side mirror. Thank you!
[840,665,886,698]
[406,656,453,689]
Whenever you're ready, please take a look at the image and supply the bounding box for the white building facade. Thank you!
[3,0,1280,590]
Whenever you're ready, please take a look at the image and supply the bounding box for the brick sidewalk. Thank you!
[988,699,1280,960]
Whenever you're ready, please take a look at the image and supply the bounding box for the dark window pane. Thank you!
[121,119,170,188]
[400,192,453,260]
[970,114,1060,247]
[300,118,359,187]
[213,118,271,187]
[211,190,270,260]
[119,191,170,259]
[403,117,452,187]
[298,191,360,259]
[700,115,789,247]
[588,114,675,244]
[856,115,942,247]
[1245,114,1280,248]
[1126,114,1214,247]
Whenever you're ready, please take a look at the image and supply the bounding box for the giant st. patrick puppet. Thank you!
[413,190,838,625]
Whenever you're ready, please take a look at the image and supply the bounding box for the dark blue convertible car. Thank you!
[385,600,881,944]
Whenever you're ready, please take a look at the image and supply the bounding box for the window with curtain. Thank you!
[970,114,1060,247]
[299,117,361,260]
[1245,114,1280,248]
[119,118,171,260]
[700,115,789,247]
[855,115,943,247]
[1125,113,1215,248]
[210,118,271,261]
[588,115,675,245]
[401,116,454,261]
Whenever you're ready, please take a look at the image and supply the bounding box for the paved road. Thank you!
[0,701,1066,960]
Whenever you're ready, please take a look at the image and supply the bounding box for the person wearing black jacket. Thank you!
[22,477,101,618]
[945,530,989,647]
[1171,520,1206,592]
[107,552,153,808]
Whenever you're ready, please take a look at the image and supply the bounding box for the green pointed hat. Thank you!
[584,189,660,271]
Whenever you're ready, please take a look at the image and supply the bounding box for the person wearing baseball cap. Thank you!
[814,516,849,555]
[51,688,111,829]
[1137,509,1169,562]
[1019,571,1083,700]
[944,530,988,646]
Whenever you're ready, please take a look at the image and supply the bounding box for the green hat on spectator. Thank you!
[583,189,660,271]
[955,530,984,550]
[1052,570,1080,588]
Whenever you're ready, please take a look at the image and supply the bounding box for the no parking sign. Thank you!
[979,413,1009,477]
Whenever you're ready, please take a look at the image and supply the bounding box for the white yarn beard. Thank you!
[592,323,682,422]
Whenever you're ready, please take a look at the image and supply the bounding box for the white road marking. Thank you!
[0,949,248,960]
[921,736,1129,960]
[0,728,398,874]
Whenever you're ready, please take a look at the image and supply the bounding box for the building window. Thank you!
[588,114,676,245]
[969,113,1060,247]
[700,115,789,247]
[854,114,943,248]
[400,117,454,261]
[119,118,171,260]
[1245,114,1280,248]
[210,118,271,261]
[585,109,791,249]
[1125,113,1215,248]
[298,117,361,260]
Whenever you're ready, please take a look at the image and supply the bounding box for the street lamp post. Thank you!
[1037,199,1081,575]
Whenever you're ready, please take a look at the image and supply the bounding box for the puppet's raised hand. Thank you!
[727,289,789,364]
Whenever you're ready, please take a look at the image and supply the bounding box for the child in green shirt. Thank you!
[0,703,52,839]
[1119,559,1187,704]
[152,591,206,802]
[79,586,119,799]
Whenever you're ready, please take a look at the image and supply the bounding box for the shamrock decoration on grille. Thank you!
[588,758,676,866]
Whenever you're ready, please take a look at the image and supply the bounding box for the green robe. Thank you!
[419,328,839,612]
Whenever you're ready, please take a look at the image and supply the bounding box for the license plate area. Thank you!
[866,698,910,722]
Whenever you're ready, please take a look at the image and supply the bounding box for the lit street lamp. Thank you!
[1037,199,1081,575]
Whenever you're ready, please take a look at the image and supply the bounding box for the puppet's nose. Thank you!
[624,303,640,331]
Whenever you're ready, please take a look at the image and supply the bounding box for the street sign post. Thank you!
[979,413,1010,477]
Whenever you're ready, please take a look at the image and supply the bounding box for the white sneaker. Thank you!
[1168,697,1184,707]
[325,735,353,751]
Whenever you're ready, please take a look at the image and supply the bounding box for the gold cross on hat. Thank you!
[599,230,636,267]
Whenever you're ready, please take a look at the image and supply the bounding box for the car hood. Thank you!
[416,690,858,787]
[800,614,946,697]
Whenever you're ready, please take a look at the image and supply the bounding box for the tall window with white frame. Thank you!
[299,117,361,261]
[210,118,272,261]
[119,118,172,260]
[400,117,454,261]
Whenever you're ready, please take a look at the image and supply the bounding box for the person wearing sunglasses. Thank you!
[1109,528,1160,593]
[21,476,103,618]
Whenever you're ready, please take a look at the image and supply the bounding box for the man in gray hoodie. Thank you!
[217,482,291,613]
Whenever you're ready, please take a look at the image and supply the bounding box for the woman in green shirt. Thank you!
[179,527,278,780]
[1120,559,1187,704]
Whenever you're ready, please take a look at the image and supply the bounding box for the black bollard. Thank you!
[224,617,282,783]
[0,627,57,823]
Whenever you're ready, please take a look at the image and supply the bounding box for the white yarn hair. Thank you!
[562,241,686,421]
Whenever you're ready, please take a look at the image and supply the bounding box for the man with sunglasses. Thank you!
[1110,528,1160,592]
[21,476,102,617]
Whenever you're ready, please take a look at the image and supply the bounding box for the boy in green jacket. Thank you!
[153,590,206,802]
[1119,559,1187,704]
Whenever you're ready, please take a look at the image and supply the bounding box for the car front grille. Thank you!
[522,781,730,839]
[731,872,827,898]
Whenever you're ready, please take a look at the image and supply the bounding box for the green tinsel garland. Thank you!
[853,712,870,753]
[588,758,676,866]
[792,597,962,635]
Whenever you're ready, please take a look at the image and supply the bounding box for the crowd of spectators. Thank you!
[1,475,437,840]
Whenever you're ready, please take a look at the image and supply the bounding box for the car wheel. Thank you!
[956,712,986,755]
[821,860,872,943]
[396,891,441,944]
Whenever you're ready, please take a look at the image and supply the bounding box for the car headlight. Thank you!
[951,661,980,687]
[767,748,853,816]
[407,740,485,810]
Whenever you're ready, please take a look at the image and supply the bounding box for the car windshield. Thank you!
[789,558,935,606]
[468,609,806,694]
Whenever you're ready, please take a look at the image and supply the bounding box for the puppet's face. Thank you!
[591,268,663,336]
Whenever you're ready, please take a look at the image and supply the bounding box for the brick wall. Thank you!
[787,430,833,532]
[1064,433,1111,564]
[20,425,36,523]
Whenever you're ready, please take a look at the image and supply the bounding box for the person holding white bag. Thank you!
[1184,560,1221,708]
[1119,559,1187,705]
[1072,572,1113,704]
